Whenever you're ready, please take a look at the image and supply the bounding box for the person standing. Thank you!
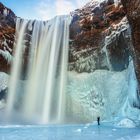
[97,117,100,125]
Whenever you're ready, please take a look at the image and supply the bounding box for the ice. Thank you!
[103,17,129,56]
[0,50,12,64]
[67,59,140,122]
[67,70,126,121]
[0,72,9,92]
[116,118,136,128]
[0,124,139,140]
[0,99,6,109]
[76,128,82,132]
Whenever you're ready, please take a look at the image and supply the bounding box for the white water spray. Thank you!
[6,19,28,116]
[6,15,71,124]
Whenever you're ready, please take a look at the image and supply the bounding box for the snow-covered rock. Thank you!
[0,2,15,73]
[70,0,128,73]
[0,72,9,92]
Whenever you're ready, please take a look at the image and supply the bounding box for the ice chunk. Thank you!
[76,129,82,132]
[116,118,136,128]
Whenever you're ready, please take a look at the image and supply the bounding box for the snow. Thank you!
[116,118,136,128]
[114,0,121,7]
[0,49,12,64]
[0,73,8,109]
[0,72,9,92]
[28,21,33,31]
[83,0,120,13]
[76,128,82,132]
[3,8,9,17]
[104,17,129,48]
[101,17,129,70]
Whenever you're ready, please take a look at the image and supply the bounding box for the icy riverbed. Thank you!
[0,123,140,140]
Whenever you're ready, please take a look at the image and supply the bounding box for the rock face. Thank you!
[121,0,140,89]
[0,2,16,74]
[69,0,131,73]
[0,0,137,76]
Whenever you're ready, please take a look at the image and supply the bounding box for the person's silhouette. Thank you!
[97,117,100,125]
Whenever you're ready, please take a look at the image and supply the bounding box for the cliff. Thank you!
[0,0,138,76]
[69,0,130,73]
[0,2,16,74]
[121,0,140,90]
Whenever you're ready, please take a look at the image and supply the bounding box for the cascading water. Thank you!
[6,19,28,116]
[6,15,71,124]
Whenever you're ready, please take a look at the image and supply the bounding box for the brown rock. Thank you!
[121,0,140,88]
[0,2,16,74]
[70,0,128,72]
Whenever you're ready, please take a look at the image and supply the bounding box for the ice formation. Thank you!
[116,118,136,128]
[67,59,140,123]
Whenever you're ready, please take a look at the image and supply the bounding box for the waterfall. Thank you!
[6,19,28,116]
[6,15,71,124]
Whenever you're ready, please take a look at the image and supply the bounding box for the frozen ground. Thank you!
[0,123,140,140]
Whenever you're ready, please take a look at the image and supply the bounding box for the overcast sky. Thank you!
[1,0,91,20]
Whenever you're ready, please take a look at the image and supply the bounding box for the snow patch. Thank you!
[116,118,136,128]
[103,17,128,47]
[3,8,9,17]
[102,17,129,70]
[114,0,121,7]
[76,129,82,132]
[0,72,9,92]
[0,49,12,63]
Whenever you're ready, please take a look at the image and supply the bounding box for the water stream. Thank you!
[6,15,71,124]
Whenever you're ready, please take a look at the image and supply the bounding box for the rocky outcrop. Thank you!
[69,0,131,72]
[0,2,16,74]
[121,0,140,88]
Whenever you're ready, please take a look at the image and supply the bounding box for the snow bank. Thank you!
[116,118,136,128]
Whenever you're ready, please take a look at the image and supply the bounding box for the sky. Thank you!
[0,0,90,20]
